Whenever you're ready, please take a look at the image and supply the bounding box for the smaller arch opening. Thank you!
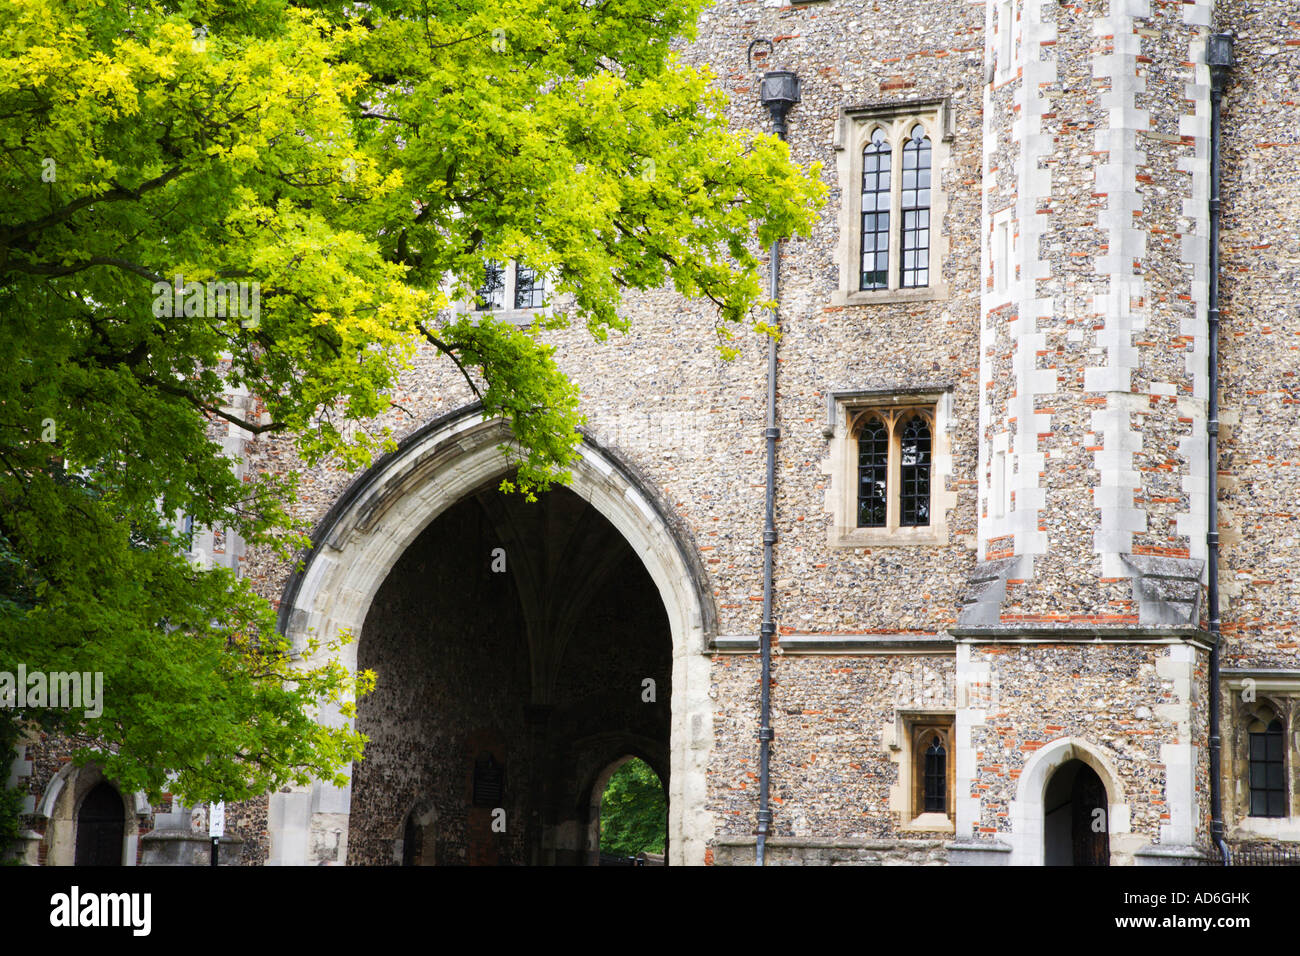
[75,781,125,867]
[594,757,666,866]
[1043,760,1109,866]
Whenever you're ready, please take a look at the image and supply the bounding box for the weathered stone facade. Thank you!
[10,0,1300,865]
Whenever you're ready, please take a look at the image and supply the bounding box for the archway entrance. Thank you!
[1043,760,1109,866]
[349,480,672,865]
[273,412,717,866]
[74,782,124,866]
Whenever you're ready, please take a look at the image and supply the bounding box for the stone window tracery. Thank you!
[834,99,950,306]
[825,389,953,548]
[1224,688,1298,839]
[852,406,934,532]
[904,716,955,826]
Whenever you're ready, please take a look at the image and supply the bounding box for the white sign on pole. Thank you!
[209,801,225,839]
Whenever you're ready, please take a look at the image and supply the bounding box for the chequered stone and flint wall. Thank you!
[972,0,1213,624]
[956,641,1206,859]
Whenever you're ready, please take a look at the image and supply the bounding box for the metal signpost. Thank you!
[209,801,224,867]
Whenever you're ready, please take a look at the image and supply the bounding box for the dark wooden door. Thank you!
[74,782,124,866]
[1070,765,1109,866]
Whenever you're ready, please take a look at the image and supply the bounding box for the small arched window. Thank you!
[856,416,889,527]
[923,734,947,813]
[860,128,892,290]
[908,718,954,822]
[1249,717,1286,818]
[899,414,932,527]
[900,124,932,288]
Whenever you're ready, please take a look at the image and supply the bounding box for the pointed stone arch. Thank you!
[271,405,717,866]
[35,761,148,866]
[1007,737,1138,865]
[581,741,669,866]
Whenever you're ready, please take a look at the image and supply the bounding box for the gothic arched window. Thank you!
[900,414,932,527]
[1249,716,1286,818]
[856,416,889,527]
[923,734,947,813]
[908,718,954,822]
[900,124,932,288]
[860,128,891,291]
[852,405,935,532]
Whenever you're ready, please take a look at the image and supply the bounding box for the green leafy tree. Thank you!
[600,758,667,857]
[0,0,823,823]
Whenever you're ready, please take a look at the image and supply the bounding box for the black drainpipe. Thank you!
[1206,32,1233,867]
[755,67,800,867]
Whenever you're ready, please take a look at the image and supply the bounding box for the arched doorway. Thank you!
[588,755,668,865]
[74,782,125,866]
[272,412,717,866]
[351,482,671,865]
[1043,760,1109,866]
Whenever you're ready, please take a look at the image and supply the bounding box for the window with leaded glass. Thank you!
[475,260,506,311]
[860,128,891,291]
[907,718,954,823]
[923,733,947,813]
[857,416,888,527]
[836,104,948,306]
[513,264,545,310]
[899,124,931,288]
[851,405,934,532]
[1249,717,1286,818]
[899,414,931,527]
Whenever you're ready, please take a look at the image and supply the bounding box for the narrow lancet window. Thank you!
[857,417,888,527]
[900,124,932,288]
[899,414,932,527]
[861,129,891,290]
[924,735,947,813]
[1249,717,1286,818]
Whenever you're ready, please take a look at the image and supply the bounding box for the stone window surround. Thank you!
[822,386,956,548]
[450,260,556,327]
[994,0,1019,85]
[989,205,1014,305]
[1223,674,1300,841]
[887,709,957,834]
[831,97,953,308]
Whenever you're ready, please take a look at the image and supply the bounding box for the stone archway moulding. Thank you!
[1006,736,1138,866]
[270,405,717,866]
[35,761,149,867]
